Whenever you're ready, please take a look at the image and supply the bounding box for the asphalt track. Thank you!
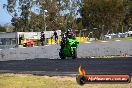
[0,57,132,76]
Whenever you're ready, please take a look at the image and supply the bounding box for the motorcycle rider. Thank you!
[70,31,75,39]
[60,33,66,52]
[60,30,75,52]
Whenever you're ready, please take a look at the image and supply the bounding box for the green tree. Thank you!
[0,25,6,32]
[3,0,83,32]
[81,0,126,39]
[4,0,34,32]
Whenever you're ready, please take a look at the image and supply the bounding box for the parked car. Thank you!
[128,31,132,36]
[104,32,128,39]
[104,34,112,39]
[23,39,35,47]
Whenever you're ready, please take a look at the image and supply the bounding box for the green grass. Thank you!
[90,37,132,43]
[110,37,132,41]
[0,74,131,88]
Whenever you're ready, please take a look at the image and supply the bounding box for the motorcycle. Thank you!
[59,36,79,59]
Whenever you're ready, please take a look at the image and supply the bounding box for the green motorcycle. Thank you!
[59,37,79,59]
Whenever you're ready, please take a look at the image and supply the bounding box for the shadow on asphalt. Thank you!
[0,57,132,75]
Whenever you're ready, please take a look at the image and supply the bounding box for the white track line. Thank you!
[115,40,121,41]
[20,47,26,48]
[45,45,50,46]
[85,42,92,43]
[34,46,39,47]
[10,48,15,49]
[101,41,108,43]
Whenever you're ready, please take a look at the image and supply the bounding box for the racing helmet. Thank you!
[71,32,74,35]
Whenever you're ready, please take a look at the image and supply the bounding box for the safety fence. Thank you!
[47,37,88,44]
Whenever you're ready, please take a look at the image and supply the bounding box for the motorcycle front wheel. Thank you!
[59,51,66,59]
[72,48,77,59]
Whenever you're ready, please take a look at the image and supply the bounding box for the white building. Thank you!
[0,30,61,49]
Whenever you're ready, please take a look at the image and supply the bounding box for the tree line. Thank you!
[2,0,132,39]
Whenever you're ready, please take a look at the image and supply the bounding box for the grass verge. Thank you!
[0,74,131,88]
[110,37,132,41]
[91,37,132,42]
